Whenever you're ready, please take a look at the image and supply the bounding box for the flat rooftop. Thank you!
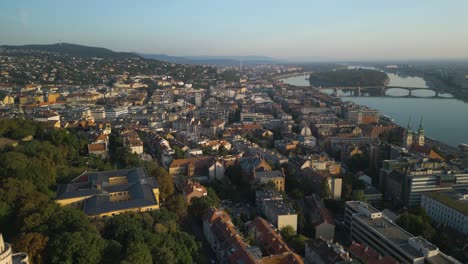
[264,199,296,216]
[354,214,423,259]
[346,201,380,214]
[423,189,468,216]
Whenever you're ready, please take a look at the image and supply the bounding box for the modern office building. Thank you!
[344,201,461,264]
[384,169,468,207]
[421,188,468,235]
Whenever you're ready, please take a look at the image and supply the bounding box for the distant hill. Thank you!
[138,53,283,66]
[1,43,140,59]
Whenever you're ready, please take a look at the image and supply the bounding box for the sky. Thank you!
[1,0,468,61]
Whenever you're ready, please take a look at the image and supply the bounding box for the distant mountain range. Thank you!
[0,43,283,65]
[137,53,285,66]
[0,43,139,59]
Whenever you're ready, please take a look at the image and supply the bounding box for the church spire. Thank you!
[418,116,424,132]
[417,115,425,146]
[406,115,412,132]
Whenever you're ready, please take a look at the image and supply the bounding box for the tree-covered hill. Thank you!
[0,119,200,264]
[1,43,139,58]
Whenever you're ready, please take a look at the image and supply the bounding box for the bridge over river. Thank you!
[291,85,450,98]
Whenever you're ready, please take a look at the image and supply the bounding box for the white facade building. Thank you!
[105,107,128,119]
[421,189,468,235]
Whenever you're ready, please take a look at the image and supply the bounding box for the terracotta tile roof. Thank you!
[204,209,257,264]
[249,217,304,264]
[184,180,207,198]
[169,156,214,168]
[95,134,108,142]
[88,143,106,152]
[349,242,398,264]
[410,144,444,160]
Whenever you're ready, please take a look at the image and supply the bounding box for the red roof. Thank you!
[183,180,207,197]
[349,242,398,264]
[88,143,106,152]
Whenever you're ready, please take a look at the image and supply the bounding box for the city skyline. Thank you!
[2,0,468,61]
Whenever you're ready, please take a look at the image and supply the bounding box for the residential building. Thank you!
[120,129,144,155]
[253,169,285,192]
[344,201,461,264]
[304,195,335,241]
[105,107,127,119]
[183,180,208,204]
[203,209,258,264]
[88,142,108,158]
[33,110,60,122]
[343,105,379,125]
[248,217,303,264]
[289,154,341,176]
[421,189,468,234]
[169,156,215,177]
[239,156,272,179]
[203,209,302,264]
[304,238,353,264]
[348,242,398,264]
[256,188,298,232]
[90,108,106,120]
[56,168,160,218]
[304,168,342,199]
[208,160,225,181]
[87,134,109,158]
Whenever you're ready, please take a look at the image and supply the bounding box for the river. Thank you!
[280,71,468,147]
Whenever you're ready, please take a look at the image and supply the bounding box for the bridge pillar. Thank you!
[435,90,439,97]
[408,89,412,97]
[380,87,385,96]
[353,87,361,96]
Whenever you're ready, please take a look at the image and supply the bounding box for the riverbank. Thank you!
[272,71,311,80]
[280,74,468,147]
[424,75,468,102]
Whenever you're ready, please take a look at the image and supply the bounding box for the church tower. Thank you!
[404,117,413,148]
[417,116,424,146]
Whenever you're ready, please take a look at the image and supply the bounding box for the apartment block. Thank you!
[344,201,460,264]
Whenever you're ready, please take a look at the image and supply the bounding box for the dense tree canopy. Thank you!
[396,208,435,240]
[0,119,201,263]
[309,69,389,87]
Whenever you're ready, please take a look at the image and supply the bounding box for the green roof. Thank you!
[424,191,468,216]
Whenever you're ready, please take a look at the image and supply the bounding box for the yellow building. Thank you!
[253,170,286,192]
[2,95,15,105]
[56,168,160,218]
[47,93,62,103]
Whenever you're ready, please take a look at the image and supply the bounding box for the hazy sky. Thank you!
[1,0,468,60]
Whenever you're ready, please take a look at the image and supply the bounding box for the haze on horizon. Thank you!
[1,0,468,61]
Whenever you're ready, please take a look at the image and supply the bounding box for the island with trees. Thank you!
[309,68,390,87]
